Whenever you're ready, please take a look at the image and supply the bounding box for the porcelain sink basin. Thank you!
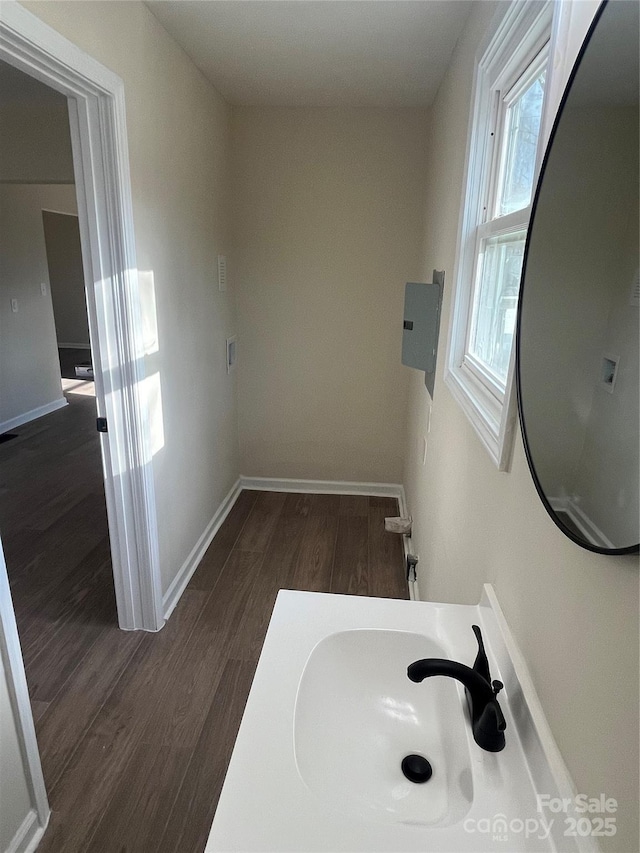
[293,628,473,826]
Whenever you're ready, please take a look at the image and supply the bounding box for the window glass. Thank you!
[496,70,546,217]
[468,230,527,384]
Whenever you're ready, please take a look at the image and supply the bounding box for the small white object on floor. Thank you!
[75,363,94,378]
[384,516,412,535]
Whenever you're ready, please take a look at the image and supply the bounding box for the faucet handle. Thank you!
[471,624,491,683]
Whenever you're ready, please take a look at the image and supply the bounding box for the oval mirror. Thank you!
[517,0,639,554]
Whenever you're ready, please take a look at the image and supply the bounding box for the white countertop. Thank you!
[205,589,591,853]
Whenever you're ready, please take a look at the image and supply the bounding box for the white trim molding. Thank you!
[6,809,46,853]
[0,398,67,434]
[395,487,418,601]
[163,479,242,621]
[549,497,614,550]
[0,2,163,631]
[0,546,49,850]
[240,476,404,500]
[445,0,554,472]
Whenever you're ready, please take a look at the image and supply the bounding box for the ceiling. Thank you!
[146,1,473,107]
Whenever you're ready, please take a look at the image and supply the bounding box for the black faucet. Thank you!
[407,624,506,752]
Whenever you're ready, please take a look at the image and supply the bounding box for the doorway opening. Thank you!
[0,2,162,635]
[0,54,115,712]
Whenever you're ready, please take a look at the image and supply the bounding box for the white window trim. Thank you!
[445,0,554,470]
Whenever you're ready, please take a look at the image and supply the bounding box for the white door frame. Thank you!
[0,3,163,632]
[0,543,49,849]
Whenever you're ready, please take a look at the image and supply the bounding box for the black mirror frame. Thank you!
[515,0,639,556]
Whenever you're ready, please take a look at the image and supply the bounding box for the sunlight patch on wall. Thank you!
[140,371,165,458]
[138,269,159,356]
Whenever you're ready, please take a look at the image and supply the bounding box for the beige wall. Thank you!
[232,107,428,483]
[0,184,76,428]
[42,211,91,348]
[403,3,639,851]
[23,1,240,595]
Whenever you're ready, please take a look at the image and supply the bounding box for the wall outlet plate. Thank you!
[601,354,619,393]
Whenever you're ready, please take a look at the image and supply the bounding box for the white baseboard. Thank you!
[395,486,417,600]
[396,487,409,519]
[239,475,404,500]
[162,479,242,620]
[57,341,90,349]
[549,496,613,549]
[6,809,47,853]
[0,398,68,434]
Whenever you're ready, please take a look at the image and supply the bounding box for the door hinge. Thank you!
[96,417,108,433]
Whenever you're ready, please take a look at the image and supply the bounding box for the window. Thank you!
[446,1,553,469]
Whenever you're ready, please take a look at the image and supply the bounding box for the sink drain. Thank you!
[401,754,433,783]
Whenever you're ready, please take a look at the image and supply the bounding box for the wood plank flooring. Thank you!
[1,394,407,853]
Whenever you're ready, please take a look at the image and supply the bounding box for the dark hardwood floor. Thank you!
[1,394,407,853]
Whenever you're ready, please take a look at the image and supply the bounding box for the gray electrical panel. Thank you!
[401,270,444,399]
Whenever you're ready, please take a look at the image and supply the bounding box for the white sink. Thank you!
[206,588,592,852]
[294,629,473,826]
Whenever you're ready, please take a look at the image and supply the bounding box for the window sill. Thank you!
[444,361,517,471]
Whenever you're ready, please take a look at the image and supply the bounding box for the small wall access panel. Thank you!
[401,270,444,398]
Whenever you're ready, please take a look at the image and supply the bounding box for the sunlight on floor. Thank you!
[62,377,96,397]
